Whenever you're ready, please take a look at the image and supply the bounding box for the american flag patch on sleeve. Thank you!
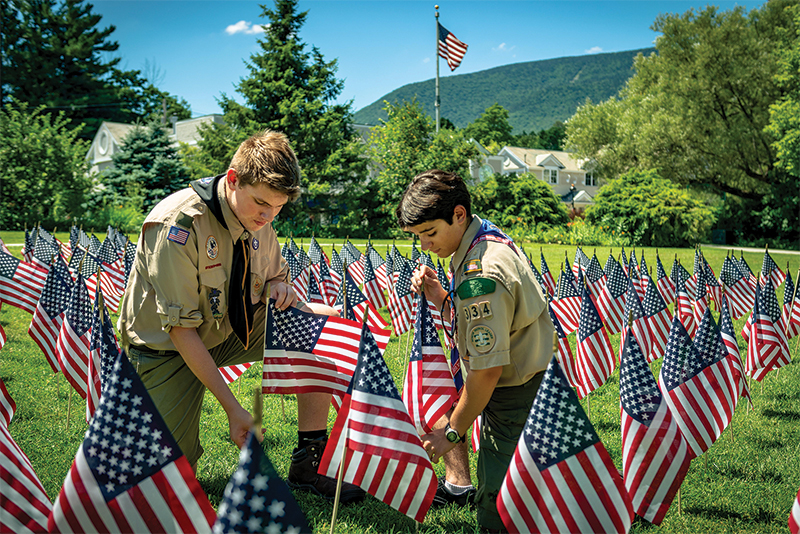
[167,225,190,245]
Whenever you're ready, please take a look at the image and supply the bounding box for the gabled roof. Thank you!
[499,146,589,173]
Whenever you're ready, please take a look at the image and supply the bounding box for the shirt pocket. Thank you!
[200,268,228,323]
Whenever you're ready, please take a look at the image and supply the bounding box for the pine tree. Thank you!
[101,122,191,214]
[200,0,367,236]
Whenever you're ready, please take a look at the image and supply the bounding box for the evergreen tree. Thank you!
[101,122,191,214]
[2,0,190,138]
[199,0,367,235]
[463,103,514,149]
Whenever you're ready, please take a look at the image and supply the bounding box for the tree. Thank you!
[198,0,367,237]
[368,99,480,236]
[463,103,514,149]
[584,169,715,247]
[566,1,794,199]
[2,0,190,138]
[472,173,569,230]
[99,122,191,214]
[0,99,89,229]
[767,3,800,178]
[537,121,566,151]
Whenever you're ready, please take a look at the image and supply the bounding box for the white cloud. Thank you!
[423,57,430,63]
[493,42,516,52]
[585,46,603,54]
[225,20,266,35]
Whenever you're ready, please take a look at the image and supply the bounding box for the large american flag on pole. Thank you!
[619,330,690,525]
[658,310,737,458]
[575,284,616,399]
[402,293,458,435]
[319,323,437,522]
[262,303,389,399]
[49,351,216,533]
[437,22,468,71]
[497,356,633,534]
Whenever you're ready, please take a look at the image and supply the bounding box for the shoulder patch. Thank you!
[176,213,194,229]
[167,226,189,246]
[469,325,496,354]
[456,277,496,300]
[463,259,482,275]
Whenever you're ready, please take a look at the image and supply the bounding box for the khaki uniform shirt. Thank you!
[451,216,554,387]
[119,177,288,351]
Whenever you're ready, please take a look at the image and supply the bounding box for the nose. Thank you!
[263,206,280,223]
[420,237,431,251]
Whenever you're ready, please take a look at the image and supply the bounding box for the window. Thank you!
[543,168,558,184]
[585,172,597,187]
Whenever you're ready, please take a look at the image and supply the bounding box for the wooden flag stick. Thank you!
[329,423,349,534]
[66,386,73,431]
[252,386,263,436]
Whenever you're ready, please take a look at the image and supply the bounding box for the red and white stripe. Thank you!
[1,424,52,534]
[789,485,800,534]
[0,378,15,427]
[0,260,46,315]
[49,449,213,534]
[28,303,65,374]
[218,363,253,384]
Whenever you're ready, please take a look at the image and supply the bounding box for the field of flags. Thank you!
[1,227,799,532]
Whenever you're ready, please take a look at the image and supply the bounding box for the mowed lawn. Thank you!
[2,233,799,533]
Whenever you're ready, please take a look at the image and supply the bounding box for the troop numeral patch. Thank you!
[463,301,493,322]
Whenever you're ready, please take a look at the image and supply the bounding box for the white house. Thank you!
[85,114,224,175]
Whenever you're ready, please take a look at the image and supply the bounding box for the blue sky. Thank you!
[93,0,765,118]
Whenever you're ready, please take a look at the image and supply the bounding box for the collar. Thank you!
[449,215,482,276]
[217,176,249,243]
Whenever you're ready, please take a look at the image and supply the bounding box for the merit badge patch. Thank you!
[252,238,260,250]
[209,288,224,320]
[469,325,496,354]
[463,259,482,275]
[252,274,264,294]
[206,235,219,260]
[167,226,189,246]
[456,277,496,300]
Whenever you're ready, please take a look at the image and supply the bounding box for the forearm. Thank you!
[449,366,503,439]
[168,326,240,416]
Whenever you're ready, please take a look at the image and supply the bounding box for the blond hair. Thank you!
[230,130,302,201]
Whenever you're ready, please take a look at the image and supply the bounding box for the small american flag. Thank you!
[525,252,549,298]
[619,330,690,525]
[719,294,751,404]
[548,299,580,390]
[402,293,458,435]
[362,254,387,311]
[674,269,696,338]
[642,271,673,362]
[540,251,556,297]
[55,272,93,405]
[659,311,738,457]
[620,275,653,361]
[319,324,437,522]
[585,254,607,295]
[759,249,786,290]
[573,247,590,277]
[719,255,754,319]
[498,356,633,534]
[575,284,616,399]
[670,259,693,301]
[218,363,253,385]
[28,255,73,373]
[745,280,790,382]
[655,254,675,306]
[0,249,46,314]
[49,351,216,533]
[596,257,627,336]
[437,22,468,71]
[86,288,121,421]
[285,251,309,303]
[388,260,415,336]
[213,433,310,534]
[783,269,799,341]
[1,420,53,533]
[550,267,582,335]
[692,263,709,328]
[262,303,389,399]
[0,377,15,427]
[334,271,390,331]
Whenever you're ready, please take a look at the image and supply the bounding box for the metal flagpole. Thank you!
[435,5,441,133]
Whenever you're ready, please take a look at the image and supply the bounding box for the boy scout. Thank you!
[397,169,554,532]
[119,130,363,503]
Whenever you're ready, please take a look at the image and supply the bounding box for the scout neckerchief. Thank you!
[191,175,254,349]
[445,218,520,391]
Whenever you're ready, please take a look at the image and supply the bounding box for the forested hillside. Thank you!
[353,48,654,133]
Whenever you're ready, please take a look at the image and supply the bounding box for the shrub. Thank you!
[584,169,715,247]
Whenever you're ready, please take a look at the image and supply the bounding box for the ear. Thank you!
[453,205,468,226]
[226,169,238,188]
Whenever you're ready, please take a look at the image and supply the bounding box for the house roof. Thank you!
[561,188,594,203]
[500,146,589,173]
[103,122,137,143]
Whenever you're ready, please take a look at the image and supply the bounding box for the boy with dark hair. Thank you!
[397,169,554,532]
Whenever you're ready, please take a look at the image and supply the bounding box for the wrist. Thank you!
[445,421,466,443]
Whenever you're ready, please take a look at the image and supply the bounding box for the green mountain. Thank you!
[353,48,654,134]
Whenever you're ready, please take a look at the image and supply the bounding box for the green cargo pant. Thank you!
[476,371,544,531]
[128,303,267,466]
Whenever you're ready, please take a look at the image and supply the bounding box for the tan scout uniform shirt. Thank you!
[451,216,554,387]
[119,177,288,351]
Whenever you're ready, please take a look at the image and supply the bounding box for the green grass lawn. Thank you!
[2,237,799,533]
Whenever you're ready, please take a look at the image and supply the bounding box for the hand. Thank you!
[227,404,256,449]
[411,266,447,309]
[421,428,456,464]
[270,281,298,310]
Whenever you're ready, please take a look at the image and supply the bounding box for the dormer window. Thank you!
[585,171,597,187]
[544,168,558,184]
